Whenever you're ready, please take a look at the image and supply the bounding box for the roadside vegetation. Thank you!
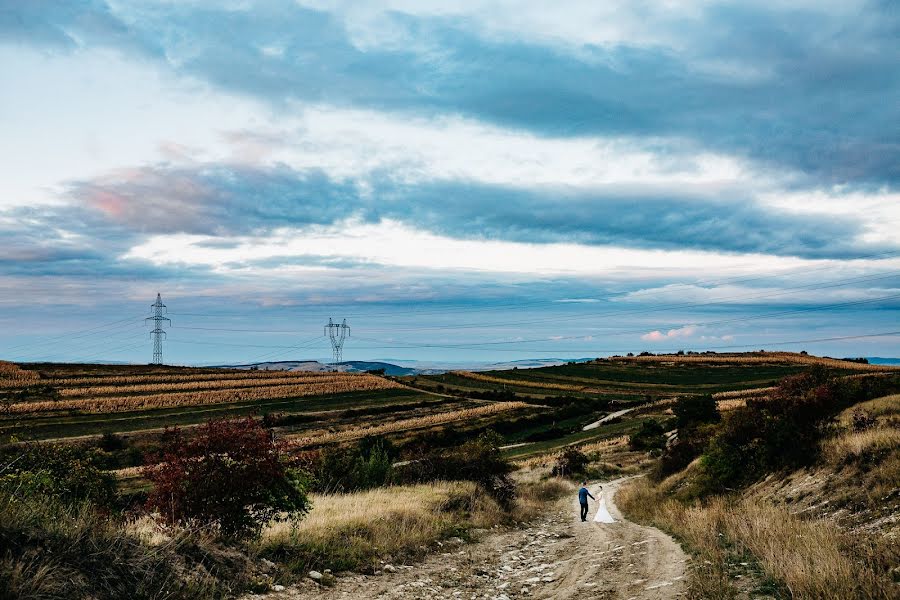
[618,368,900,599]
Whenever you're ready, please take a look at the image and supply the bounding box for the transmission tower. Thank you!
[146,293,171,365]
[324,318,350,363]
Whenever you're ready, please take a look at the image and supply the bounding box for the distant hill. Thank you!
[220,360,417,376]
[218,357,595,375]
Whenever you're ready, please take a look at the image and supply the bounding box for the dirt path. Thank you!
[262,477,688,599]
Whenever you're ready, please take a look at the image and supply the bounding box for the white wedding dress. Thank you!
[593,492,616,523]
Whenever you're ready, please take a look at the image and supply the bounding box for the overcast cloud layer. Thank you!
[1,0,898,364]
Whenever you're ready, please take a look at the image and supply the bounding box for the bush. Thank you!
[674,395,719,429]
[550,447,589,478]
[701,371,900,491]
[0,443,116,508]
[145,417,310,538]
[652,423,717,482]
[630,420,667,451]
[397,431,516,509]
[302,436,396,493]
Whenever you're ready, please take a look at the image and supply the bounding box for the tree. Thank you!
[146,417,309,538]
[673,395,719,429]
[629,420,667,451]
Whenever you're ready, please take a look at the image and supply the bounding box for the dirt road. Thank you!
[261,477,689,599]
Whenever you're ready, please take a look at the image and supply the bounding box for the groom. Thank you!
[578,480,595,522]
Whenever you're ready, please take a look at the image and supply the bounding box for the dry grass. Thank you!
[579,434,631,454]
[58,375,358,397]
[618,478,899,599]
[257,482,498,574]
[511,435,631,469]
[452,371,589,392]
[839,394,900,424]
[715,399,746,412]
[612,352,897,371]
[37,370,332,388]
[0,361,39,386]
[712,386,776,400]
[289,401,532,447]
[256,478,570,574]
[823,428,900,464]
[9,375,402,414]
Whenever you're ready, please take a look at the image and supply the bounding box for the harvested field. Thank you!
[451,371,590,392]
[289,401,533,447]
[9,375,403,414]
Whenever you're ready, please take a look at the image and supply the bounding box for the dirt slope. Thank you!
[260,477,689,599]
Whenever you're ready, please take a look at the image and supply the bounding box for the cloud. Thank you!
[641,325,698,342]
[61,161,886,259]
[3,0,898,186]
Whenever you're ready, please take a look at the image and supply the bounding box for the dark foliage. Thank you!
[0,443,116,508]
[851,409,877,432]
[701,371,900,491]
[145,417,309,538]
[673,395,720,429]
[629,420,667,451]
[300,436,396,493]
[652,423,717,481]
[397,431,516,508]
[550,447,590,478]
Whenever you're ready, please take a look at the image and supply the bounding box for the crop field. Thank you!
[404,352,897,458]
[0,365,444,443]
[2,351,889,481]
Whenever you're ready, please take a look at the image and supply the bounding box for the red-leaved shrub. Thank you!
[146,417,309,538]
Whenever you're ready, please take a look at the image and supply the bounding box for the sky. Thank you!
[1,0,899,366]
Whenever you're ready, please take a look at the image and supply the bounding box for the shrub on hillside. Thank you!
[674,395,719,429]
[629,420,667,451]
[0,443,116,508]
[146,417,309,538]
[397,431,516,508]
[550,447,590,478]
[301,436,396,493]
[652,423,717,482]
[701,371,900,491]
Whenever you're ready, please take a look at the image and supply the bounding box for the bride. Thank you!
[593,485,616,523]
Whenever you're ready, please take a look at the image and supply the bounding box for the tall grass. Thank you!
[0,492,236,599]
[289,401,532,447]
[256,478,570,574]
[712,386,777,400]
[618,479,898,599]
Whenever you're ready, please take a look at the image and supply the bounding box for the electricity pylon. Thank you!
[324,318,350,363]
[146,293,170,365]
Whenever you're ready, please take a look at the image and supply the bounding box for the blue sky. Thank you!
[1,0,898,365]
